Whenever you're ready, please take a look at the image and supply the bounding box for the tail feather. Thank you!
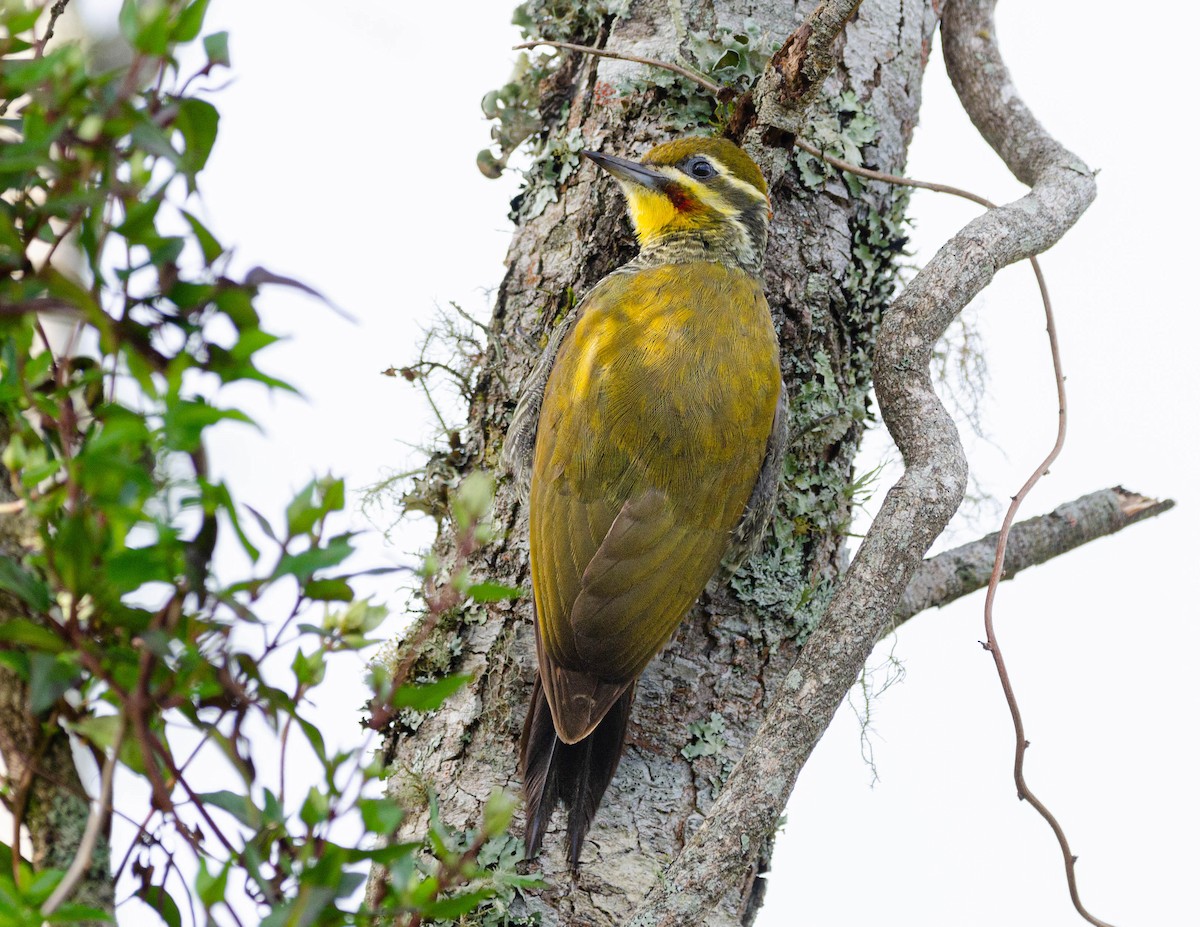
[520,675,560,858]
[520,675,634,869]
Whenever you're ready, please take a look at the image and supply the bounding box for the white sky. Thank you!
[66,1,1200,924]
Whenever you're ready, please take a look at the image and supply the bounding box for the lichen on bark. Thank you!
[378,1,941,923]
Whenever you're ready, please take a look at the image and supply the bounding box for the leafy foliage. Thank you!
[0,4,528,925]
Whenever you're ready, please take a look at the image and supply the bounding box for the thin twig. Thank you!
[979,261,1114,927]
[40,712,125,916]
[513,40,722,96]
[941,1,1114,921]
[36,0,72,58]
[794,137,993,208]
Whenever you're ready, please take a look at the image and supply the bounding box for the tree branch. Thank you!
[627,0,1097,922]
[37,0,72,57]
[896,487,1175,625]
[513,40,722,96]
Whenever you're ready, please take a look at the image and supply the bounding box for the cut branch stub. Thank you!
[729,0,866,140]
[896,486,1175,626]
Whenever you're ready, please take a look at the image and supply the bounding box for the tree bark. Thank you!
[380,1,939,923]
[0,458,114,917]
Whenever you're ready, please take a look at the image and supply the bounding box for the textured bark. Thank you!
[896,487,1175,625]
[380,1,938,924]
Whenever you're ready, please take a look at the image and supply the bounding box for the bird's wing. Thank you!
[568,489,726,676]
[533,487,729,743]
[721,382,789,574]
[527,264,779,743]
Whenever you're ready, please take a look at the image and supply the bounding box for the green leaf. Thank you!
[210,483,259,562]
[336,870,366,900]
[302,578,353,602]
[133,886,180,927]
[243,504,277,543]
[28,653,80,715]
[390,674,472,712]
[285,480,321,538]
[273,534,354,583]
[360,798,405,835]
[44,902,114,923]
[0,552,51,608]
[176,98,219,177]
[107,544,178,593]
[130,118,181,168]
[451,471,495,528]
[295,717,326,759]
[203,31,230,68]
[162,398,254,452]
[118,0,140,45]
[482,788,516,838]
[298,786,328,828]
[291,647,325,687]
[196,790,261,829]
[465,581,524,603]
[328,599,387,634]
[0,618,64,653]
[172,0,210,41]
[181,210,222,263]
[70,715,146,775]
[114,194,162,240]
[4,8,42,33]
[266,887,335,927]
[261,789,283,824]
[195,860,229,909]
[284,478,344,539]
[422,889,495,919]
[22,867,62,905]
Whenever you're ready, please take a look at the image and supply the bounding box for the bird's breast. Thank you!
[537,261,779,523]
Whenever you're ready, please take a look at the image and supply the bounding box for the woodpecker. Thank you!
[503,136,787,868]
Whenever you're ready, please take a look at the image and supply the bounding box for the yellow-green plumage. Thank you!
[510,136,784,868]
[530,262,779,740]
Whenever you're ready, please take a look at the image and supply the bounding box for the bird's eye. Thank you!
[685,158,716,180]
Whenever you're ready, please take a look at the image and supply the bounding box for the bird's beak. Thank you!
[583,150,670,192]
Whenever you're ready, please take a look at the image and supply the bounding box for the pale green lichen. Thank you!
[481,1,633,219]
[681,710,733,799]
[733,89,910,647]
[614,18,779,133]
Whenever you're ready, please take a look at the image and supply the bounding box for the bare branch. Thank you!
[794,137,993,208]
[513,40,722,96]
[37,1,72,56]
[626,0,1097,921]
[896,487,1175,625]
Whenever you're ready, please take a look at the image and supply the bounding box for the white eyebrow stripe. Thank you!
[710,159,770,205]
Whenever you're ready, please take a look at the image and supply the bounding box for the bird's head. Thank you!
[583,137,771,270]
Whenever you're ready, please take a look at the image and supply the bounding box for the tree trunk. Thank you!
[0,446,115,918]
[381,1,938,923]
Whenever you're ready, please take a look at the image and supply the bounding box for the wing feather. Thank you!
[527,262,780,744]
